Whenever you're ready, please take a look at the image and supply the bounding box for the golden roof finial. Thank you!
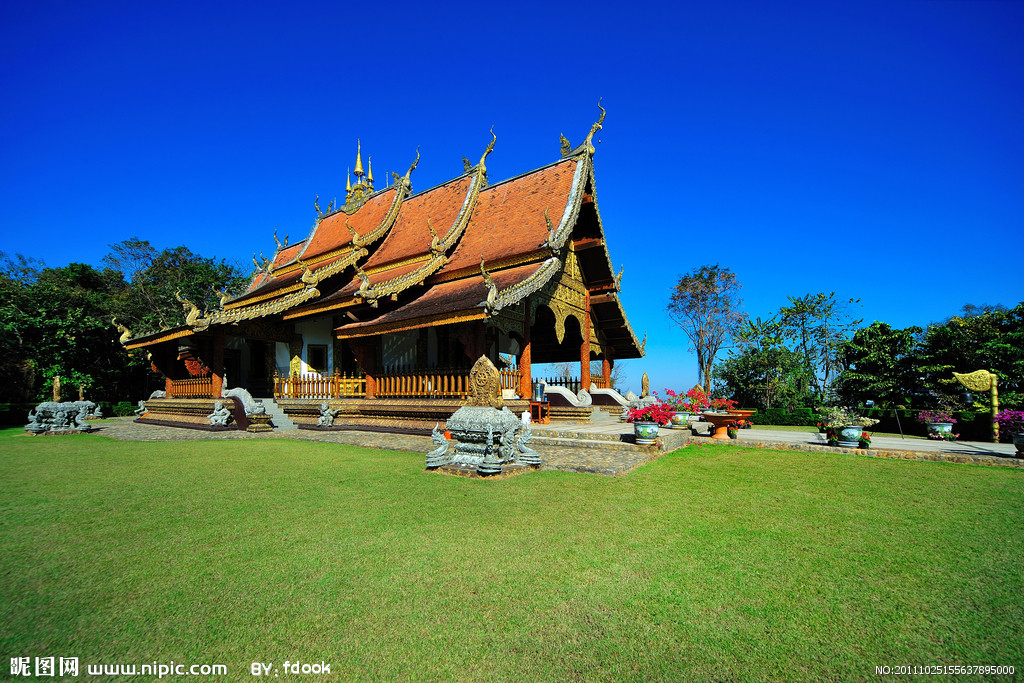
[345,168,352,199]
[367,156,374,185]
[354,140,364,178]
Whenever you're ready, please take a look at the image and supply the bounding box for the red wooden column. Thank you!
[210,328,225,398]
[580,291,592,391]
[519,307,532,398]
[602,354,612,388]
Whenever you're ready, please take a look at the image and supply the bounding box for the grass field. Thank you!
[1,428,1022,680]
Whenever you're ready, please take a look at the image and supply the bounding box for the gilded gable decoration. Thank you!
[353,134,494,303]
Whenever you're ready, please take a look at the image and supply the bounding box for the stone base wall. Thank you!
[136,397,249,431]
[278,398,532,435]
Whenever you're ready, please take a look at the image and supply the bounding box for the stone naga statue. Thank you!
[425,423,452,468]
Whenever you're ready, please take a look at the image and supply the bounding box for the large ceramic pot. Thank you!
[926,422,953,439]
[836,425,863,448]
[670,413,690,428]
[1012,432,1024,457]
[702,412,738,440]
[633,422,660,445]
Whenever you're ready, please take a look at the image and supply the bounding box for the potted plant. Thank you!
[916,409,957,439]
[662,389,691,428]
[819,406,879,447]
[627,402,673,445]
[858,432,871,449]
[995,410,1024,456]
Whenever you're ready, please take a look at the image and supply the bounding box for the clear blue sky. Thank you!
[2,0,1022,395]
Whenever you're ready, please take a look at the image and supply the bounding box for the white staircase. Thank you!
[257,397,297,430]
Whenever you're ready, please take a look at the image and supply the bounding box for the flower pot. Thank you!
[633,422,659,445]
[926,422,953,439]
[1012,432,1024,457]
[670,413,690,428]
[836,425,863,448]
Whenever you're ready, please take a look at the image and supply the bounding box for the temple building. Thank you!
[122,108,645,429]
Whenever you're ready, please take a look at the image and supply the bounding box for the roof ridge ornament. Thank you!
[345,218,366,247]
[211,285,232,307]
[615,265,624,291]
[480,256,498,314]
[112,317,132,344]
[563,100,606,158]
[559,133,571,157]
[478,127,496,177]
[583,99,605,156]
[427,218,443,255]
[314,194,323,219]
[541,207,558,254]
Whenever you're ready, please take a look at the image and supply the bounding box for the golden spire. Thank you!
[354,140,364,178]
[346,168,352,197]
[367,156,373,185]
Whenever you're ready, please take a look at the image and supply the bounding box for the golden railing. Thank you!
[274,371,366,399]
[170,377,214,398]
[275,368,521,400]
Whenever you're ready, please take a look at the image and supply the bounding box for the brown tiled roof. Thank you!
[361,176,472,270]
[300,187,396,260]
[440,158,579,274]
[334,261,545,338]
[272,242,304,268]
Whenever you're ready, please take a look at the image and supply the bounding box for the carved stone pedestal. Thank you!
[246,414,274,433]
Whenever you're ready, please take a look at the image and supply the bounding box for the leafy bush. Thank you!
[112,401,136,417]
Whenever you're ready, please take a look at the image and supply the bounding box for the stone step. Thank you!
[255,397,297,430]
[531,436,660,453]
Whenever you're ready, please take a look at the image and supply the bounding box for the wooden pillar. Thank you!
[580,292,592,391]
[210,328,225,398]
[602,354,612,388]
[519,308,532,399]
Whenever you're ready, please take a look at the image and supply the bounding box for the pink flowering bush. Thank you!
[627,402,674,425]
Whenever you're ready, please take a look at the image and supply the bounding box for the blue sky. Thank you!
[2,0,1022,395]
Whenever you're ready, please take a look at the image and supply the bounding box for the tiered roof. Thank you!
[123,109,644,360]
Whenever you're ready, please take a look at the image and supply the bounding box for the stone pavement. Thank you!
[529,421,1023,469]
[84,417,1023,475]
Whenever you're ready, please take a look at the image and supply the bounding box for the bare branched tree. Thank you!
[667,264,747,395]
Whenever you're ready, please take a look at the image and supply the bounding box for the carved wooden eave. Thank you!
[356,132,495,305]
[123,326,196,351]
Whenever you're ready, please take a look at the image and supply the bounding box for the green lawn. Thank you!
[1,428,1022,680]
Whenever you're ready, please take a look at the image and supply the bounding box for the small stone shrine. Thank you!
[426,355,542,476]
[25,401,100,435]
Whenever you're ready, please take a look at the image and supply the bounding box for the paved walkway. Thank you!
[533,421,1023,468]
[85,418,1023,473]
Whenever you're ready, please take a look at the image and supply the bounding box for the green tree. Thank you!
[0,256,144,402]
[104,239,248,335]
[834,321,922,408]
[667,264,747,395]
[917,303,1024,410]
[713,317,813,410]
[777,292,862,401]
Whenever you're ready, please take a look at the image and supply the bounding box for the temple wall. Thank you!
[295,319,334,375]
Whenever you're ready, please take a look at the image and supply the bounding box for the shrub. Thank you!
[112,401,136,417]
